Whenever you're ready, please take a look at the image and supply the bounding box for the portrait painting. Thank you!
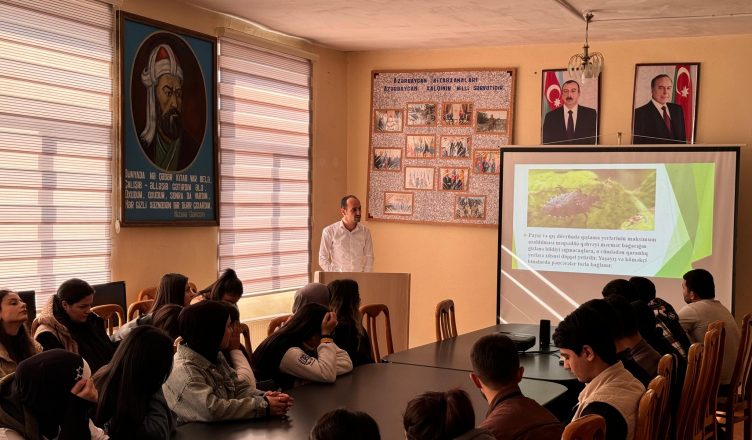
[372,148,402,171]
[405,135,436,158]
[441,102,473,126]
[472,150,500,174]
[439,167,469,191]
[632,63,699,144]
[384,192,413,215]
[374,109,404,133]
[120,12,218,225]
[540,69,600,145]
[476,109,508,134]
[404,166,435,190]
[407,102,437,126]
[455,195,486,220]
[440,136,471,158]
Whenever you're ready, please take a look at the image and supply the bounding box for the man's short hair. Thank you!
[601,279,639,302]
[562,80,580,92]
[604,295,638,337]
[340,195,358,209]
[629,276,656,302]
[683,269,715,299]
[552,299,618,365]
[310,408,380,440]
[651,74,671,88]
[470,334,520,388]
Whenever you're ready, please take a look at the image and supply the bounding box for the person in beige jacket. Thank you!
[0,290,41,378]
[554,299,645,440]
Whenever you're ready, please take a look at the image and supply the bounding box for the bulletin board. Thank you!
[367,68,515,226]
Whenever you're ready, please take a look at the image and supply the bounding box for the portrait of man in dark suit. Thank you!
[542,80,598,145]
[633,74,687,144]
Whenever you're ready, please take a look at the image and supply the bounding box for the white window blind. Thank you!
[218,38,312,296]
[0,0,113,306]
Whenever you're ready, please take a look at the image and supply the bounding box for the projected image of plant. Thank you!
[527,169,656,230]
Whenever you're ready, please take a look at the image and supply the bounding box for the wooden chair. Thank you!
[435,299,458,341]
[127,299,154,321]
[562,414,606,440]
[137,286,157,301]
[267,314,292,336]
[700,322,726,440]
[239,322,252,354]
[716,313,752,440]
[637,375,668,440]
[92,304,125,336]
[675,342,704,440]
[656,354,675,440]
[360,303,394,361]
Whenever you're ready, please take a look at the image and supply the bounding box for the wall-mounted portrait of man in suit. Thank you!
[632,63,699,144]
[540,69,599,145]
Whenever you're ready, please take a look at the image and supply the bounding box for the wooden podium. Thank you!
[314,271,410,353]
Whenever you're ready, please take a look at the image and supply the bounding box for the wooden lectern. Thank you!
[314,271,410,353]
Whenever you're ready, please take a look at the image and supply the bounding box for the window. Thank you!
[0,0,113,305]
[217,37,312,296]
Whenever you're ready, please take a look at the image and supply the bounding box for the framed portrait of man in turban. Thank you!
[119,13,218,225]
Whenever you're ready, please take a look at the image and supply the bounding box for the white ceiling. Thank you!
[187,0,752,51]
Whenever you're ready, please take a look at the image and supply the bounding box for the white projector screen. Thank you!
[497,146,739,324]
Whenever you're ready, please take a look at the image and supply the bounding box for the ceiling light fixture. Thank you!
[567,12,604,83]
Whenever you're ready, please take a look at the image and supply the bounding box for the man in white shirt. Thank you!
[678,268,740,385]
[318,195,374,272]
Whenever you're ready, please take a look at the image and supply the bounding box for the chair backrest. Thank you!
[675,342,704,440]
[562,414,606,440]
[16,290,36,328]
[724,313,752,412]
[92,304,125,336]
[137,286,157,302]
[360,303,394,361]
[637,375,668,440]
[127,299,154,321]
[698,323,725,439]
[636,388,658,440]
[435,299,458,341]
[655,354,674,440]
[92,281,127,315]
[267,314,292,336]
[238,322,252,355]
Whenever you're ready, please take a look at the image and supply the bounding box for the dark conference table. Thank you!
[175,362,567,440]
[385,323,575,382]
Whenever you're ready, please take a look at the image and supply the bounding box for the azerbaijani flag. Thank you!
[543,71,563,121]
[673,65,694,142]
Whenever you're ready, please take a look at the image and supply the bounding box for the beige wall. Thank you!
[346,34,752,347]
[113,0,349,303]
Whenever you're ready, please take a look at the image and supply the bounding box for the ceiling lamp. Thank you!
[567,12,604,83]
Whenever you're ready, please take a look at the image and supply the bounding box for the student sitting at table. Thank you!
[32,278,116,373]
[328,279,373,366]
[553,299,645,440]
[163,301,292,423]
[220,302,255,388]
[604,295,662,378]
[310,408,381,440]
[93,325,175,439]
[191,268,243,305]
[403,388,495,440]
[469,333,564,440]
[115,273,193,341]
[0,290,41,378]
[252,303,353,390]
[0,349,107,439]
